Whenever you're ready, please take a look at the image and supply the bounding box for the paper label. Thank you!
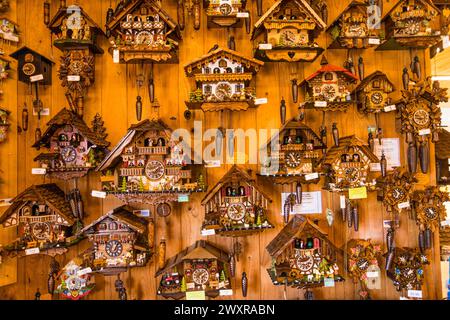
[0,198,12,207]
[201,229,216,236]
[178,194,189,202]
[186,291,206,300]
[236,12,249,18]
[441,220,450,226]
[32,168,46,175]
[304,172,319,181]
[348,187,367,200]
[400,297,409,300]
[367,271,379,278]
[370,138,401,171]
[25,247,40,255]
[254,97,268,105]
[219,289,233,296]
[205,160,221,167]
[281,191,322,215]
[368,38,381,44]
[366,265,381,289]
[407,290,422,298]
[418,128,431,135]
[324,278,335,287]
[3,33,19,42]
[91,190,106,198]
[67,75,80,82]
[133,209,150,217]
[398,201,410,209]
[314,101,327,107]
[77,267,92,276]
[113,49,120,63]
[32,108,50,116]
[30,74,44,82]
[258,43,272,50]
[384,104,396,112]
[340,195,346,209]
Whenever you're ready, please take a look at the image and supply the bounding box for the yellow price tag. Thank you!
[348,187,367,200]
[186,290,206,300]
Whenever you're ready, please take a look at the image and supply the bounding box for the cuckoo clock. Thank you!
[10,46,53,85]
[266,215,344,299]
[0,107,9,142]
[32,108,110,181]
[203,0,249,30]
[347,239,382,300]
[0,54,11,97]
[48,4,105,116]
[0,184,83,256]
[0,17,18,44]
[251,0,326,62]
[327,1,380,49]
[201,165,273,237]
[412,186,450,252]
[156,240,232,299]
[184,46,264,112]
[396,79,448,174]
[298,56,358,111]
[55,256,95,300]
[386,247,429,295]
[96,118,206,207]
[80,205,152,275]
[354,71,395,114]
[377,0,441,50]
[0,1,9,12]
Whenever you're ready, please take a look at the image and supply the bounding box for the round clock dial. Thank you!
[282,30,296,45]
[105,240,123,257]
[356,258,369,271]
[25,53,34,62]
[219,3,232,15]
[227,203,246,221]
[285,152,302,168]
[391,188,406,201]
[322,85,336,100]
[370,92,383,105]
[31,222,51,240]
[344,167,360,183]
[424,207,438,220]
[61,146,77,163]
[22,63,36,76]
[136,30,153,45]
[404,20,420,35]
[413,109,429,126]
[145,160,165,180]
[401,267,416,281]
[69,60,84,74]
[156,202,171,217]
[192,268,209,285]
[296,255,314,273]
[215,83,232,100]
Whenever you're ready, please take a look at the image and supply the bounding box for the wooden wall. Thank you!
[0,0,444,300]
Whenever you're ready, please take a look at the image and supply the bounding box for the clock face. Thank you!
[215,83,232,100]
[370,92,384,105]
[192,268,209,285]
[282,30,296,45]
[61,146,77,162]
[322,84,336,100]
[391,188,406,201]
[105,240,123,257]
[424,207,438,220]
[136,31,153,45]
[285,152,302,168]
[31,222,51,240]
[145,160,165,180]
[296,255,314,273]
[227,203,246,221]
[344,167,360,183]
[356,258,369,271]
[25,53,34,62]
[348,24,365,37]
[401,267,416,281]
[404,19,420,35]
[22,62,36,76]
[413,109,429,126]
[156,203,171,217]
[69,60,84,74]
[219,3,232,15]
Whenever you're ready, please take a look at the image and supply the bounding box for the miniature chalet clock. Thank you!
[354,71,395,114]
[32,108,110,181]
[0,107,10,142]
[411,186,450,252]
[0,183,83,256]
[347,239,382,300]
[55,256,95,300]
[156,240,232,299]
[96,118,206,206]
[0,17,19,44]
[327,1,381,49]
[10,46,53,85]
[80,205,152,275]
[203,0,250,30]
[201,165,273,236]
[184,46,264,112]
[48,3,105,116]
[266,215,343,299]
[251,0,326,62]
[298,56,358,111]
[377,0,441,50]
[0,54,11,98]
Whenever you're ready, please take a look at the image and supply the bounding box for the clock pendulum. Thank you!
[21,103,28,132]
[358,57,364,81]
[380,152,387,178]
[135,64,144,121]
[385,225,395,270]
[332,123,339,147]
[411,56,421,81]
[241,272,248,297]
[47,257,60,296]
[115,275,127,300]
[291,80,298,103]
[402,67,409,90]
[280,98,286,125]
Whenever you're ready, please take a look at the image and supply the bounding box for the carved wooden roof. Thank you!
[353,70,396,93]
[436,129,450,159]
[10,46,55,65]
[0,183,75,225]
[32,108,110,149]
[321,135,379,165]
[299,62,358,87]
[201,165,272,205]
[48,5,104,35]
[156,240,230,276]
[326,1,368,30]
[381,0,440,21]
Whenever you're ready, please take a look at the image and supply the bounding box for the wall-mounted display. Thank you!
[251,0,326,62]
[0,18,19,44]
[0,107,9,142]
[184,47,263,112]
[201,165,273,236]
[55,256,95,300]
[32,108,110,181]
[203,0,249,30]
[156,240,232,299]
[80,205,152,275]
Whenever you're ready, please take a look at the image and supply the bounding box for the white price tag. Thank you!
[418,128,431,135]
[205,160,221,168]
[25,247,40,255]
[113,49,120,63]
[219,289,233,296]
[324,278,335,287]
[254,97,268,105]
[30,74,44,82]
[77,267,92,276]
[32,108,50,116]
[397,202,410,209]
[366,271,379,278]
[258,43,272,50]
[340,195,346,209]
[368,38,381,45]
[314,101,327,107]
[400,296,410,300]
[236,12,249,18]
[384,104,396,112]
[32,168,46,175]
[304,172,319,181]
[91,190,107,198]
[67,75,80,82]
[407,290,422,298]
[134,209,150,217]
[441,220,450,226]
[3,33,19,42]
[201,229,216,236]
